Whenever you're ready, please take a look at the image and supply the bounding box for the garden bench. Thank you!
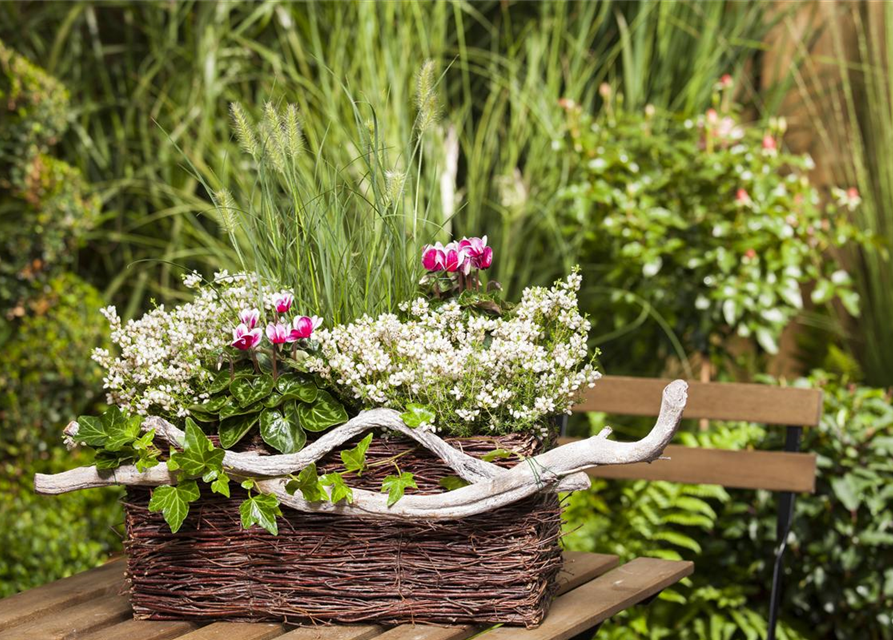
[566,375,822,640]
[0,551,692,640]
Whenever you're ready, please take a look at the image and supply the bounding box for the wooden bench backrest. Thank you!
[570,376,822,493]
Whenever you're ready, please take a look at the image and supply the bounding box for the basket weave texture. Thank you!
[123,431,564,628]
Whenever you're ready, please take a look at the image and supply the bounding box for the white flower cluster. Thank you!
[307,271,601,437]
[92,272,276,417]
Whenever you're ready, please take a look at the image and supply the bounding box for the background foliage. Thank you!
[1,2,892,639]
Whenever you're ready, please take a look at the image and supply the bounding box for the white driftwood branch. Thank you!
[35,381,688,520]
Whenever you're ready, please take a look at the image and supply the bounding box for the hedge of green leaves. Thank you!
[0,39,120,594]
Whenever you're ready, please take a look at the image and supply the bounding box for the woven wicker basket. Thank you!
[122,431,564,628]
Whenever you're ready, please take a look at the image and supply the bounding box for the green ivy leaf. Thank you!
[148,480,200,533]
[439,476,471,491]
[230,374,275,407]
[340,433,373,475]
[211,472,231,498]
[482,448,513,462]
[169,419,225,477]
[400,403,436,428]
[259,406,306,454]
[276,373,319,403]
[321,473,353,504]
[93,449,132,470]
[239,493,281,535]
[298,389,348,432]
[74,407,142,451]
[285,463,327,502]
[381,472,417,507]
[240,479,256,491]
[218,412,260,449]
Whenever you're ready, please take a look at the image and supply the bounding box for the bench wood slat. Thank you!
[478,557,695,640]
[560,442,817,493]
[81,619,200,640]
[0,558,124,631]
[370,552,619,640]
[576,376,822,426]
[0,593,132,640]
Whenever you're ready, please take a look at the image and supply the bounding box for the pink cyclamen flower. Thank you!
[476,246,493,270]
[266,321,290,345]
[421,243,447,271]
[288,315,323,342]
[444,242,471,275]
[239,308,260,329]
[273,293,294,314]
[232,323,262,350]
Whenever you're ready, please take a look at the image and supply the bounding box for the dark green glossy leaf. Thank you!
[218,412,260,449]
[230,374,275,407]
[219,399,263,420]
[276,373,318,403]
[259,406,306,454]
[298,389,348,432]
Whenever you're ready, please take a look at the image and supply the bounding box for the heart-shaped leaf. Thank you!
[276,373,318,403]
[298,390,348,432]
[218,412,260,449]
[262,393,287,409]
[189,395,228,414]
[230,374,275,407]
[219,399,263,420]
[259,406,306,454]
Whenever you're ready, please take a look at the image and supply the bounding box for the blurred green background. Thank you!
[1,2,892,638]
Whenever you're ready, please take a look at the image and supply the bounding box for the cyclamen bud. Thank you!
[273,293,294,314]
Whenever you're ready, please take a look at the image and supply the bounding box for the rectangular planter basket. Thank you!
[123,431,564,628]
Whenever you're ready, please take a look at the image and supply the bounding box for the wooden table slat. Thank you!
[479,557,695,640]
[0,593,133,640]
[0,559,124,631]
[81,619,201,640]
[371,552,619,640]
[175,622,285,640]
[277,625,383,640]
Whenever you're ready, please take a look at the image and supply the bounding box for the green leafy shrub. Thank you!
[559,86,861,361]
[563,371,893,639]
[0,452,122,598]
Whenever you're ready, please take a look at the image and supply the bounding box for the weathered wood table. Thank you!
[0,552,692,640]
